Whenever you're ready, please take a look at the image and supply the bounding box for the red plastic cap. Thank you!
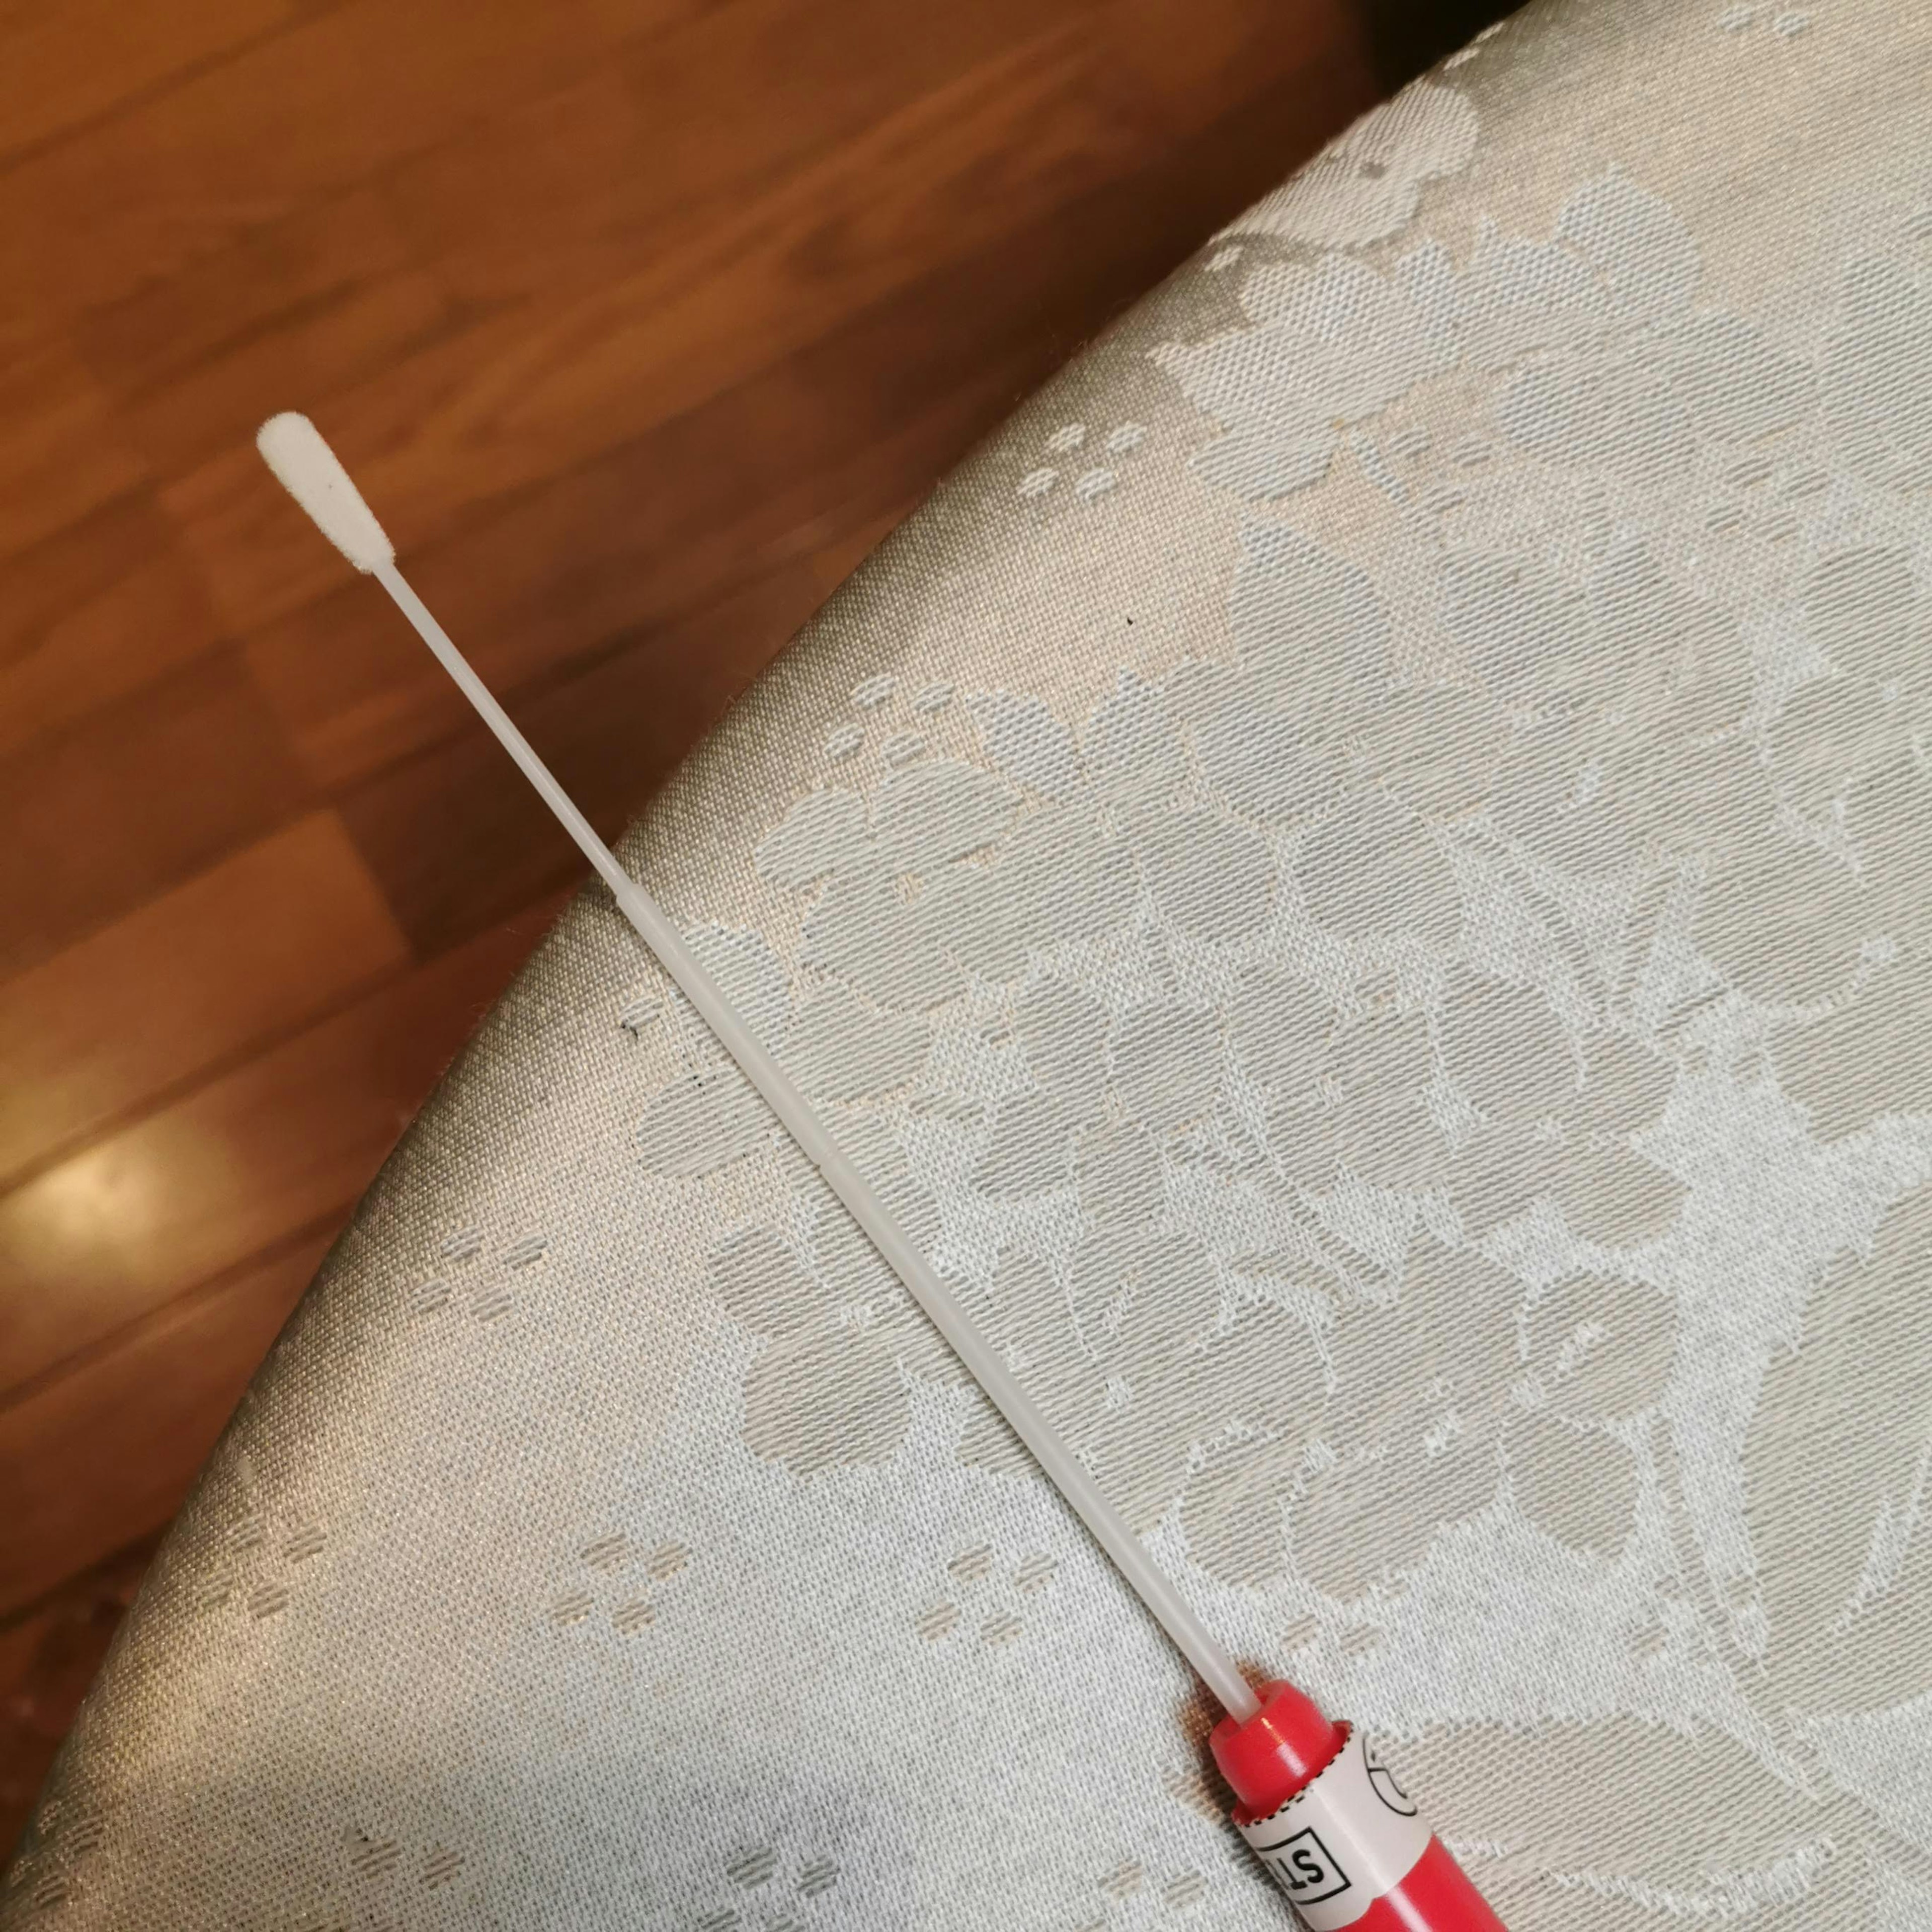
[1210,1679,1344,1821]
[1361,1837,1511,1931]
[1218,1684,1513,1928]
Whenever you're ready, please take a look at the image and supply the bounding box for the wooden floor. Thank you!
[0,0,1398,1854]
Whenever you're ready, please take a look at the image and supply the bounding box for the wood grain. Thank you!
[0,1233,334,1618]
[0,0,1382,1840]
[0,813,409,1187]
[0,0,701,317]
[0,492,216,760]
[0,0,298,170]
[0,323,146,564]
[0,898,561,1399]
[71,187,459,478]
[166,0,1363,636]
[0,650,306,980]
[391,0,1099,309]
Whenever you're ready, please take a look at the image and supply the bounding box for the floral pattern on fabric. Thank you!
[611,135,1932,1926]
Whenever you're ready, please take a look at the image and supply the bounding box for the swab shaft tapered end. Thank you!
[257,412,394,572]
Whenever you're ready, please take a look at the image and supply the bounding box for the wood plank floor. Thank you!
[0,0,1422,1858]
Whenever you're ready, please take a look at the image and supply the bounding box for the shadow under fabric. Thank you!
[9,0,1932,1924]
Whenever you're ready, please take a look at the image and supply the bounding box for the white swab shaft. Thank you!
[374,561,1256,1718]
[254,412,1253,1717]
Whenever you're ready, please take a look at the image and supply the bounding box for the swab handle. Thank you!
[257,413,1260,1726]
[1215,1686,1509,1929]
[372,562,1258,1718]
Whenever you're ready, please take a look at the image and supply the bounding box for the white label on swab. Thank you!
[1237,1727,1432,1928]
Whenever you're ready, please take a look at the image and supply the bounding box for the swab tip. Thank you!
[257,411,394,573]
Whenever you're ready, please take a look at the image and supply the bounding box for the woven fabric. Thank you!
[10,0,1932,1923]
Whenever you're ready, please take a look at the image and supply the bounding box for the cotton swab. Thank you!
[256,412,1256,1717]
[257,412,1510,1930]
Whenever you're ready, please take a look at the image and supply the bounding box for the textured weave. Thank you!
[9,0,1932,1923]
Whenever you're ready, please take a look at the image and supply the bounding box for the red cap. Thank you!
[1210,1680,1345,1822]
